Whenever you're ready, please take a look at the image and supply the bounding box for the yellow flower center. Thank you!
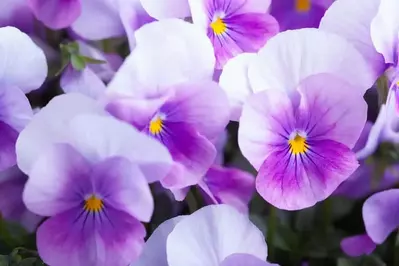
[210,17,227,35]
[288,134,308,155]
[295,0,311,12]
[84,195,103,213]
[149,116,163,135]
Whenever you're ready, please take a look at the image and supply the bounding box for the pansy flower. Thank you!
[132,204,277,266]
[0,0,34,33]
[234,29,373,209]
[271,0,333,31]
[239,73,366,210]
[16,94,173,266]
[106,19,230,200]
[140,0,279,68]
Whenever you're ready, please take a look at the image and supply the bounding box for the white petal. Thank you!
[131,216,185,266]
[248,28,375,95]
[166,205,268,266]
[219,53,257,121]
[370,0,399,64]
[127,19,215,89]
[16,93,107,175]
[0,27,47,93]
[140,0,190,20]
[320,0,385,80]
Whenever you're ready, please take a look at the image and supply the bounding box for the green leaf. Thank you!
[70,55,86,71]
[18,258,38,266]
[81,56,106,65]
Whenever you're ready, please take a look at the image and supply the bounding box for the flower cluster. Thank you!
[0,0,398,265]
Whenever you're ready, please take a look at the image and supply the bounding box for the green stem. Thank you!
[185,190,198,214]
[102,39,113,53]
[394,229,399,266]
[322,198,332,236]
[267,206,277,257]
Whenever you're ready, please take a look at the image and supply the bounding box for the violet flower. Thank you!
[132,205,277,266]
[271,0,333,31]
[239,73,366,210]
[16,94,173,266]
[141,0,279,69]
[106,19,230,200]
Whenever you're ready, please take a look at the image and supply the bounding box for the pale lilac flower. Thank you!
[106,19,229,199]
[17,94,173,266]
[319,0,386,83]
[0,166,42,232]
[239,73,367,210]
[271,0,333,31]
[132,204,277,266]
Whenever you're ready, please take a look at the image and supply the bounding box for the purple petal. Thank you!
[23,143,91,217]
[91,156,153,222]
[363,189,399,244]
[28,0,81,29]
[297,74,368,149]
[271,1,326,30]
[0,122,18,170]
[320,0,386,80]
[60,66,107,100]
[132,216,184,266]
[200,165,255,213]
[161,81,230,140]
[209,13,279,68]
[256,139,359,210]
[0,166,42,232]
[0,0,34,33]
[37,206,146,266]
[340,234,376,257]
[160,162,200,190]
[166,205,267,265]
[221,253,276,266]
[148,121,216,185]
[71,0,124,40]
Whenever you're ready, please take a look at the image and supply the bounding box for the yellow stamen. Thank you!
[210,17,227,35]
[295,0,311,12]
[288,134,308,155]
[149,117,163,135]
[84,195,103,213]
